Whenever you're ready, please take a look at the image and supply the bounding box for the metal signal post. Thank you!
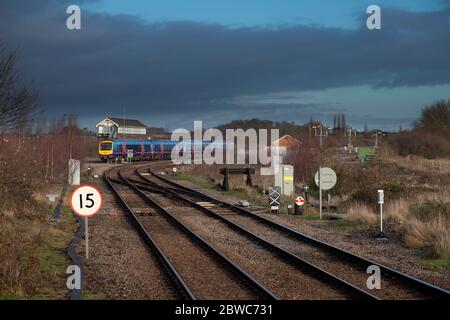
[312,123,328,148]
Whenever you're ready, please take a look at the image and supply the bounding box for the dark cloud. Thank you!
[1,0,449,129]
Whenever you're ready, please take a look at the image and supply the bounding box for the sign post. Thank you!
[303,185,309,202]
[314,167,337,219]
[269,186,281,214]
[85,217,89,259]
[319,166,322,219]
[294,195,305,215]
[127,149,133,163]
[71,185,103,259]
[377,189,387,239]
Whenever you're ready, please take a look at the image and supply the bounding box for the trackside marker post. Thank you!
[70,185,103,259]
[319,166,322,219]
[377,189,387,239]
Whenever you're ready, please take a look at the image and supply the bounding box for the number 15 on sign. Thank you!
[71,185,103,259]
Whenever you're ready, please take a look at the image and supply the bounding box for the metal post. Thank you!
[309,125,312,144]
[348,128,352,152]
[319,125,323,148]
[123,107,126,141]
[380,203,383,233]
[377,189,387,239]
[85,217,89,260]
[319,166,322,219]
[328,192,331,212]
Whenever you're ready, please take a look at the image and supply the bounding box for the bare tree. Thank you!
[0,46,38,131]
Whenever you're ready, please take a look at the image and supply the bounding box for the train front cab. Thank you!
[99,140,113,161]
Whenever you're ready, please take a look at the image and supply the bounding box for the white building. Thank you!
[96,117,147,139]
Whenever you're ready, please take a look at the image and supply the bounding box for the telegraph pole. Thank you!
[123,107,126,141]
[312,123,328,219]
[347,127,357,152]
[313,123,328,148]
[372,131,385,148]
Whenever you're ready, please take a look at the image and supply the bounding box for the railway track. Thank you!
[122,165,377,300]
[105,164,277,300]
[135,163,450,300]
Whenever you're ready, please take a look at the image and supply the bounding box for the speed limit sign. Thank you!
[71,185,102,217]
[70,185,102,260]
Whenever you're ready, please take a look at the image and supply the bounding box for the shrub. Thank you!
[404,214,449,259]
[388,131,450,159]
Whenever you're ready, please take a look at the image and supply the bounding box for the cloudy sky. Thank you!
[1,0,449,131]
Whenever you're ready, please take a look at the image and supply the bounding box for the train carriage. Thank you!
[98,139,221,162]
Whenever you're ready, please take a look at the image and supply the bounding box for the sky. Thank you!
[1,0,449,131]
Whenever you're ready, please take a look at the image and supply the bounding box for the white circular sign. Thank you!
[71,185,103,217]
[295,196,305,206]
[314,167,337,191]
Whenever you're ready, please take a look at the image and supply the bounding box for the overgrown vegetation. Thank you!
[0,45,84,298]
[0,207,77,299]
[387,100,450,159]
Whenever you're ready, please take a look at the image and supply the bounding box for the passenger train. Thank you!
[98,139,227,162]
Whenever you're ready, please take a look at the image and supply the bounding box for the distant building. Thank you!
[96,117,147,139]
[272,134,301,158]
[273,134,301,148]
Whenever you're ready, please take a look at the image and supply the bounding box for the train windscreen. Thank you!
[100,142,113,150]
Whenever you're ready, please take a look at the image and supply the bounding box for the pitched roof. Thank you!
[273,134,301,147]
[105,118,147,128]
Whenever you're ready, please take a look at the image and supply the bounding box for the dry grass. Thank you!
[345,191,450,259]
[0,216,42,296]
[0,213,77,299]
[386,155,450,176]
[345,203,377,224]
[384,198,410,224]
[404,215,450,259]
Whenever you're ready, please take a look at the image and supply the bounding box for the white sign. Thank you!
[71,185,103,217]
[314,167,337,190]
[68,159,80,186]
[378,189,384,204]
[295,196,305,206]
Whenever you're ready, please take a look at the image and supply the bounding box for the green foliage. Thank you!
[357,147,375,161]
[172,174,217,189]
[418,259,450,272]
